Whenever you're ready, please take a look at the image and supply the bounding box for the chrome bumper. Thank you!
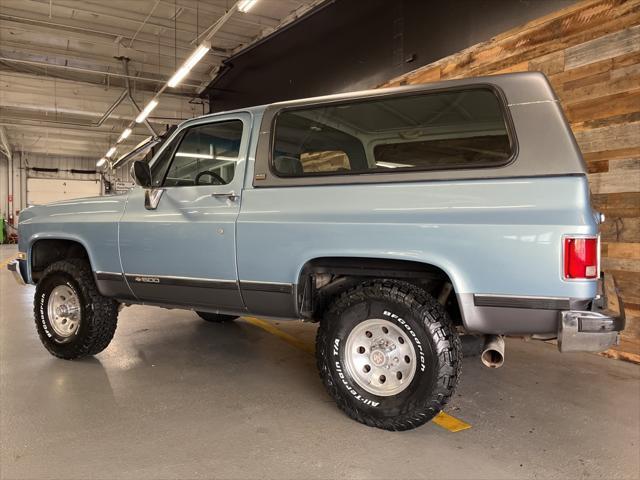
[7,259,27,286]
[558,274,625,353]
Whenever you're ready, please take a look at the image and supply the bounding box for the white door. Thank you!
[27,178,101,205]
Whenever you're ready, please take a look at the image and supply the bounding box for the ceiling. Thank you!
[0,0,325,160]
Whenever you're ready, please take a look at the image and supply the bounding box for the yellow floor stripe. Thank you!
[242,316,315,355]
[433,411,472,432]
[0,254,17,269]
[241,315,471,432]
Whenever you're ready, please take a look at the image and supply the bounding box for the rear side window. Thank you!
[272,88,512,177]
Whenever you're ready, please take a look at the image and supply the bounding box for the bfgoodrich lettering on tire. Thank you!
[316,279,462,431]
[34,259,119,360]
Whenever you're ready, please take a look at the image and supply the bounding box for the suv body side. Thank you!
[15,72,605,338]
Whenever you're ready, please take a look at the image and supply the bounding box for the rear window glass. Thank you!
[272,88,512,177]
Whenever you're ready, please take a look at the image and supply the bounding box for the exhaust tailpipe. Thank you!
[481,335,505,368]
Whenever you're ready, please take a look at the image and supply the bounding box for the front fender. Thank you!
[18,195,127,283]
[25,232,97,284]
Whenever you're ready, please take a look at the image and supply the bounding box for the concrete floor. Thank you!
[1,245,639,480]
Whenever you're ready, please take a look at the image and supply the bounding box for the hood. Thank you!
[18,194,128,224]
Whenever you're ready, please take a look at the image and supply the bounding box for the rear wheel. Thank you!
[196,311,238,323]
[316,279,462,431]
[34,259,119,359]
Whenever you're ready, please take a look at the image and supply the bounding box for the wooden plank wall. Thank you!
[380,0,640,356]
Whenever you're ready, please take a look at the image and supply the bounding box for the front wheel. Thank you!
[316,280,462,431]
[34,259,119,359]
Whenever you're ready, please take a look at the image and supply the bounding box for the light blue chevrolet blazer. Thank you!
[9,72,624,430]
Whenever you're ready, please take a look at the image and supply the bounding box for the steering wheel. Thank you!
[195,170,225,186]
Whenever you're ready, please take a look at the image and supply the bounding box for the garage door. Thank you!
[27,178,101,206]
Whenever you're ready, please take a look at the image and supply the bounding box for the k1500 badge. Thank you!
[134,276,160,283]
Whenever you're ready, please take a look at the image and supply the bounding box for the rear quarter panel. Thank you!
[236,175,598,314]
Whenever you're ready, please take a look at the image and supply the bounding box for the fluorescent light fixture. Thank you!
[167,43,211,88]
[175,152,213,159]
[238,0,258,13]
[96,157,107,167]
[376,161,414,169]
[105,146,117,158]
[118,128,132,143]
[135,99,159,123]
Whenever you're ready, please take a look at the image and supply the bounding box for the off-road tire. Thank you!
[34,259,119,359]
[316,279,462,431]
[196,311,238,323]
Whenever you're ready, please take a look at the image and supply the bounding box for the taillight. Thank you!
[563,236,598,280]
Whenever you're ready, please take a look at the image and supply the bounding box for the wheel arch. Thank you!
[295,255,464,324]
[27,234,94,283]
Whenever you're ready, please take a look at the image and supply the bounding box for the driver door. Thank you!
[118,113,251,312]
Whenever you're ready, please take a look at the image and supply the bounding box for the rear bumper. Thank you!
[464,273,625,353]
[557,273,625,353]
[7,259,27,286]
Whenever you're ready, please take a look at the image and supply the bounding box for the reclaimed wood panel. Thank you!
[574,122,640,153]
[600,218,640,243]
[605,242,640,258]
[565,24,640,68]
[379,0,640,355]
[565,90,640,124]
[589,170,640,194]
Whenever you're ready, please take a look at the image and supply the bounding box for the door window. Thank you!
[163,120,243,187]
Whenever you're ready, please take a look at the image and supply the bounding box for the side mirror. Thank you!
[131,160,152,188]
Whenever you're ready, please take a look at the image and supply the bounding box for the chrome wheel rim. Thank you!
[344,318,417,397]
[47,285,81,338]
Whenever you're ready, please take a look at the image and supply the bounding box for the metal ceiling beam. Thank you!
[0,16,225,64]
[1,71,197,116]
[0,121,149,138]
[0,36,218,79]
[22,0,255,44]
[128,0,162,48]
[0,56,201,90]
[3,59,159,136]
[0,12,230,57]
[193,4,241,45]
[156,0,281,27]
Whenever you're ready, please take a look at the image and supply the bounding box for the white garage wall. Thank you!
[27,178,101,205]
[1,149,139,224]
[0,152,99,220]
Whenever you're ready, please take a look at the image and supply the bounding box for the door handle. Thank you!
[211,191,239,201]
